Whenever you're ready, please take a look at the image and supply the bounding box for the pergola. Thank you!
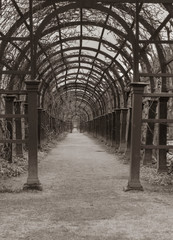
[0,0,173,190]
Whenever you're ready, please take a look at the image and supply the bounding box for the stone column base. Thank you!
[23,182,43,191]
[123,181,144,192]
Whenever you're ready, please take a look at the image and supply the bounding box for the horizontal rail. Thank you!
[0,139,27,143]
[139,40,173,44]
[0,71,31,75]
[0,37,30,41]
[142,119,173,123]
[143,93,173,97]
[37,0,173,3]
[0,114,28,118]
[141,145,173,149]
[140,73,173,77]
[0,90,27,95]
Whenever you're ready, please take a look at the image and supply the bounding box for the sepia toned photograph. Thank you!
[0,0,173,239]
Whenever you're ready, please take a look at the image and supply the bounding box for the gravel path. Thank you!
[1,132,173,240]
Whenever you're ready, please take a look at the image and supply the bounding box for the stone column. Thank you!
[70,121,73,133]
[23,81,42,191]
[14,100,23,157]
[119,108,128,153]
[38,108,42,150]
[124,83,146,191]
[115,109,121,150]
[4,95,16,163]
[23,102,28,150]
[105,114,108,144]
[101,115,104,141]
[111,111,116,147]
[125,107,132,159]
[158,97,168,172]
[103,115,107,142]
[108,113,112,146]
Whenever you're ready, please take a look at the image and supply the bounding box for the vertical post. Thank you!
[95,118,97,137]
[101,116,104,140]
[125,107,132,159]
[158,97,168,172]
[14,100,23,157]
[124,2,145,191]
[119,108,128,153]
[4,95,16,163]
[38,108,42,150]
[103,115,107,142]
[108,113,112,146]
[23,102,28,150]
[111,111,116,147]
[115,109,121,150]
[70,120,73,133]
[23,81,42,191]
[106,114,109,144]
[124,83,146,191]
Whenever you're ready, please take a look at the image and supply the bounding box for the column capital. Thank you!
[4,95,16,101]
[14,100,23,106]
[130,82,147,94]
[120,108,129,111]
[159,96,169,102]
[14,99,22,102]
[25,80,40,91]
[115,108,121,112]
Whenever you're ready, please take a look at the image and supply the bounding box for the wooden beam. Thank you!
[143,93,173,97]
[0,71,31,75]
[142,119,173,123]
[36,0,173,3]
[0,37,30,41]
[0,90,27,94]
[98,0,173,3]
[140,73,173,77]
[0,114,27,118]
[139,40,173,44]
[0,139,27,143]
[141,145,173,149]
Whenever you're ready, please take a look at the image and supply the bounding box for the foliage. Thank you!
[141,165,173,186]
[0,155,27,179]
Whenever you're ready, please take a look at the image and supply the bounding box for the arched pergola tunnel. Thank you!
[0,0,173,191]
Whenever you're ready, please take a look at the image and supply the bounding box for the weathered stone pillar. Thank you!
[111,111,116,147]
[23,81,42,191]
[119,108,128,153]
[101,115,105,140]
[38,108,42,150]
[124,83,146,191]
[92,120,94,136]
[70,121,73,133]
[23,102,28,150]
[14,100,23,157]
[158,97,168,172]
[108,113,112,146]
[106,114,109,144]
[103,115,107,142]
[115,109,121,150]
[125,107,132,159]
[95,118,98,138]
[93,118,96,137]
[4,95,16,163]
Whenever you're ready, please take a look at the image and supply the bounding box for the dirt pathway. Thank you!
[1,132,173,240]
